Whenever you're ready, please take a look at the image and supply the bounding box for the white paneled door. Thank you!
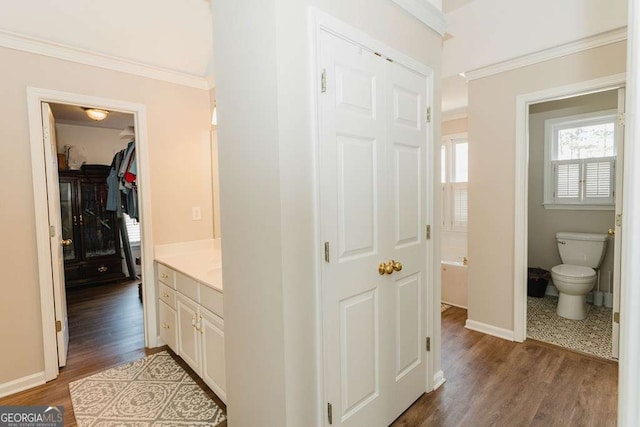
[42,102,69,367]
[319,31,430,426]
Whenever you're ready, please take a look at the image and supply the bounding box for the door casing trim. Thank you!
[27,87,157,381]
[512,73,626,342]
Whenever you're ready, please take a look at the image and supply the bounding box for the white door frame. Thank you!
[512,73,626,343]
[27,87,157,381]
[619,1,640,422]
[309,9,437,424]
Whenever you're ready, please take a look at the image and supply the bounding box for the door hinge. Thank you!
[616,214,622,227]
[49,225,56,238]
[618,112,626,126]
[614,312,620,324]
[426,225,431,240]
[321,69,327,93]
[426,337,431,352]
[324,242,330,263]
[426,107,431,123]
[327,402,333,424]
[56,320,62,332]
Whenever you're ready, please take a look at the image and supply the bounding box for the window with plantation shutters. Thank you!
[544,111,616,209]
[442,136,468,231]
[123,213,141,244]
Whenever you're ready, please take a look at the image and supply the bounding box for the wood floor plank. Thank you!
[1,291,616,426]
[393,307,618,427]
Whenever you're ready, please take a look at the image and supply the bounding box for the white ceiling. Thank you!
[0,0,626,118]
[443,0,627,78]
[0,0,213,79]
[442,0,476,13]
[441,0,627,115]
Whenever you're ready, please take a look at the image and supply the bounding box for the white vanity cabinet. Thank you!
[156,261,226,403]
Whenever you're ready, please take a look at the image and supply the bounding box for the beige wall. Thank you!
[213,0,442,425]
[0,46,214,385]
[56,123,129,166]
[528,91,617,292]
[467,41,626,331]
[442,116,468,135]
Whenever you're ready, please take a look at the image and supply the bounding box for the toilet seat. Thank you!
[551,264,596,283]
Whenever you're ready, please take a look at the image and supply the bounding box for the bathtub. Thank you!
[441,260,468,309]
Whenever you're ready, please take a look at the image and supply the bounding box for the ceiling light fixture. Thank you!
[84,108,109,121]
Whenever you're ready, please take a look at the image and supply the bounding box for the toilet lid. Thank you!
[552,264,596,279]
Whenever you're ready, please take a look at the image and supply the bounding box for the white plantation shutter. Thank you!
[584,158,614,202]
[452,183,468,230]
[552,157,615,204]
[441,183,468,231]
[124,213,141,244]
[554,161,580,201]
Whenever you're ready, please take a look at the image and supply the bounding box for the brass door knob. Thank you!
[61,239,73,246]
[378,260,403,275]
[384,263,395,275]
[608,228,615,236]
[379,262,388,275]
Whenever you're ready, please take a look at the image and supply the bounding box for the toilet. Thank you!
[551,232,608,320]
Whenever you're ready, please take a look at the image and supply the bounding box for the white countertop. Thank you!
[154,239,223,292]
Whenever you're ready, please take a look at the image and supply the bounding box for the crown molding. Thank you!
[391,0,446,35]
[465,26,627,81]
[0,29,211,90]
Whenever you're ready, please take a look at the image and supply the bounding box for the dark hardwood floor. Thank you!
[1,286,617,427]
[393,306,618,427]
[0,280,226,427]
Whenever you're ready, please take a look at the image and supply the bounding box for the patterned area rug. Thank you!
[527,296,613,360]
[441,303,452,313]
[69,351,226,426]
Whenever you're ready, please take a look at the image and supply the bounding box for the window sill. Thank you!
[542,203,614,211]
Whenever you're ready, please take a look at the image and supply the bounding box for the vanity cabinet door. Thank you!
[158,299,177,352]
[200,307,226,403]
[176,293,201,374]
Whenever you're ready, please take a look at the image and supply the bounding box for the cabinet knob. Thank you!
[161,273,169,279]
[97,265,108,273]
[162,293,169,298]
[61,239,73,247]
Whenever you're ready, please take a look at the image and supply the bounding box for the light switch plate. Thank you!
[192,206,202,221]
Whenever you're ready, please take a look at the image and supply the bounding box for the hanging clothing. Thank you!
[106,140,139,220]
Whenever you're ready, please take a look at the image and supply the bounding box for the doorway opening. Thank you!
[48,102,145,371]
[513,74,626,361]
[525,89,622,360]
[27,88,157,382]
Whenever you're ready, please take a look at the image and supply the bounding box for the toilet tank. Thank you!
[556,232,608,268]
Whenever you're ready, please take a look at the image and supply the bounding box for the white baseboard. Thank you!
[465,319,515,341]
[433,370,446,390]
[0,371,46,398]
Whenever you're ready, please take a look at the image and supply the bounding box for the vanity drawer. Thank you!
[176,272,199,302]
[157,263,176,288]
[159,282,176,309]
[200,284,224,318]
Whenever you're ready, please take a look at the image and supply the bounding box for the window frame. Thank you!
[543,109,617,210]
[441,133,468,232]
